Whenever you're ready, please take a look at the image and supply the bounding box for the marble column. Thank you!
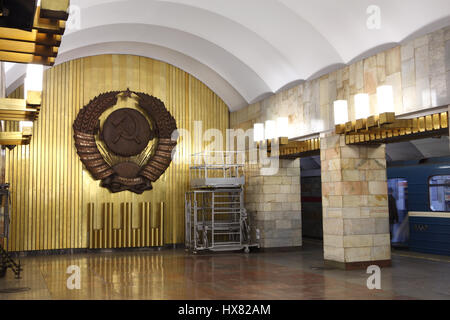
[245,159,302,248]
[320,133,391,270]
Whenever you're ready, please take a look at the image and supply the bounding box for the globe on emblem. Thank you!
[102,108,153,157]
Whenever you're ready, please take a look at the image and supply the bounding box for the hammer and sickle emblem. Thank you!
[111,111,141,145]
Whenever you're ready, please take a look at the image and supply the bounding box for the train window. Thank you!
[429,175,450,212]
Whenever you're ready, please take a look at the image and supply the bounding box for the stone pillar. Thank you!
[245,159,302,248]
[320,133,391,269]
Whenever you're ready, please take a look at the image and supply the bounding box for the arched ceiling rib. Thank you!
[4,0,450,111]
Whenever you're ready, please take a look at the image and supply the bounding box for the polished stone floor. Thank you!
[0,241,449,300]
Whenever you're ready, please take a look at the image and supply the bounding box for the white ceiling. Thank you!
[5,0,450,110]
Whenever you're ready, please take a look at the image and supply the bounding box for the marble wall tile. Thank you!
[414,35,429,48]
[364,56,378,94]
[342,66,349,82]
[368,181,388,195]
[373,234,390,246]
[386,46,401,76]
[429,28,444,51]
[343,218,375,235]
[447,71,450,101]
[324,245,345,262]
[353,61,363,92]
[324,235,344,247]
[376,52,387,83]
[401,58,416,88]
[402,85,417,112]
[445,26,450,41]
[430,73,449,106]
[343,235,373,248]
[371,245,391,260]
[417,77,432,108]
[415,45,430,80]
[342,207,361,219]
[324,208,344,218]
[342,195,365,207]
[345,247,372,263]
[445,40,450,72]
[375,218,389,234]
[385,73,404,114]
[323,218,344,235]
[429,44,445,76]
[401,42,415,61]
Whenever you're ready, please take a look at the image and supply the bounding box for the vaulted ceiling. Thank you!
[5,0,450,110]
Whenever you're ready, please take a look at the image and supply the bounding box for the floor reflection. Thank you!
[0,244,449,300]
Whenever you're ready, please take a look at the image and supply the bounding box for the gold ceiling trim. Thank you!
[260,109,448,160]
[335,110,449,145]
[262,137,321,159]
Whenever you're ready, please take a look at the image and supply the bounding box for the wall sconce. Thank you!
[264,120,276,140]
[333,100,349,125]
[253,123,264,142]
[377,85,394,114]
[0,64,43,147]
[19,121,34,135]
[24,64,43,106]
[276,117,288,138]
[354,93,370,120]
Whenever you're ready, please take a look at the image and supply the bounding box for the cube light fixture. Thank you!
[333,100,349,125]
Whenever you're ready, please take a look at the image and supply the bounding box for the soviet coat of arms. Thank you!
[73,89,177,194]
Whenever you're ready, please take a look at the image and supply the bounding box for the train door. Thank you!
[387,178,409,246]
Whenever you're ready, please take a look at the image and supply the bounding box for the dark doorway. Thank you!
[300,156,322,240]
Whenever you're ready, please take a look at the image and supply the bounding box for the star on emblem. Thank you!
[123,88,133,98]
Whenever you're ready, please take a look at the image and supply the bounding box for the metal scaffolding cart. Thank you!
[185,152,258,253]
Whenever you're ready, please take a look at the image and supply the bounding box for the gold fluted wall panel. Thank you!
[5,54,229,252]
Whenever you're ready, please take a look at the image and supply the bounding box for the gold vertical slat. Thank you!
[108,203,114,248]
[88,203,94,248]
[418,117,425,132]
[125,203,130,248]
[151,228,155,247]
[147,203,151,247]
[441,112,448,129]
[425,115,433,131]
[433,113,441,130]
[160,202,164,246]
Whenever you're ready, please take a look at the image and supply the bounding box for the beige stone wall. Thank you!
[231,25,450,137]
[245,159,302,248]
[320,134,390,264]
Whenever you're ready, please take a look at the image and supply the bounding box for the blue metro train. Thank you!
[387,157,450,255]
